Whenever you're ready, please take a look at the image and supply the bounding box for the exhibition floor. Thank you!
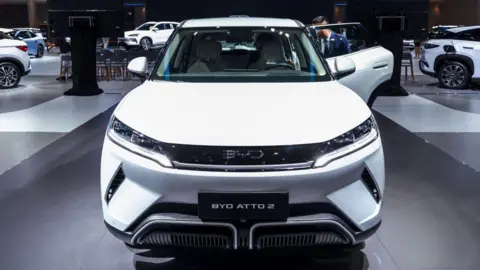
[0,74,480,270]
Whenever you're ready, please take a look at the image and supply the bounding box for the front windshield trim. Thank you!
[149,26,334,83]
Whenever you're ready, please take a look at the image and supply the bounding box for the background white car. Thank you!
[124,21,179,50]
[403,39,414,51]
[420,25,480,89]
[0,31,31,89]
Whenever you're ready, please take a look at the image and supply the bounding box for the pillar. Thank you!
[26,0,37,27]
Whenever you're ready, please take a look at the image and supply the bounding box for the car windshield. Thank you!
[151,26,331,83]
[136,23,156,31]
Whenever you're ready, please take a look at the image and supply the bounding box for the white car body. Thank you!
[0,33,31,88]
[420,25,480,89]
[125,21,179,50]
[102,17,392,255]
[403,39,414,50]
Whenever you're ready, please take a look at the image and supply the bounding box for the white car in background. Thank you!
[403,39,414,51]
[420,25,480,89]
[124,21,179,50]
[0,31,31,89]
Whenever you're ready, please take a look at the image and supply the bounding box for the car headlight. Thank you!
[107,117,173,168]
[314,116,379,167]
[128,34,139,37]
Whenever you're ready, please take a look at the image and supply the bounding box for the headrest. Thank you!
[197,40,222,60]
[259,40,285,61]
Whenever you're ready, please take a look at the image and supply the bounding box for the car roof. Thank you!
[180,17,302,28]
[154,21,179,24]
[447,25,480,33]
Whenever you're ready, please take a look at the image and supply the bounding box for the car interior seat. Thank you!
[187,40,225,73]
[248,39,286,70]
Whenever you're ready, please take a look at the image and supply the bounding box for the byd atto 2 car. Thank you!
[101,17,391,257]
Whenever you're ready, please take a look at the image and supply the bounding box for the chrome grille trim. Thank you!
[132,219,238,249]
[172,161,314,172]
[138,232,231,249]
[256,232,349,249]
[249,219,355,250]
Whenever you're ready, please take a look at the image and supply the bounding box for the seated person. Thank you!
[187,40,225,73]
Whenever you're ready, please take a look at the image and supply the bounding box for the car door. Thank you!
[454,29,480,78]
[312,23,393,103]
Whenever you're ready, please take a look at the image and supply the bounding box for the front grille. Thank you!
[138,231,231,249]
[164,143,327,170]
[256,232,349,249]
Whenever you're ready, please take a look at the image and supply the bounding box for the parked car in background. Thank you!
[0,28,46,58]
[124,21,179,50]
[403,39,414,51]
[0,31,31,89]
[427,25,461,40]
[420,25,480,89]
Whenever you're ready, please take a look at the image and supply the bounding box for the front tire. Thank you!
[0,62,21,89]
[437,61,470,89]
[140,37,153,51]
[36,44,44,58]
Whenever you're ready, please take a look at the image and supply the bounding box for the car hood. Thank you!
[114,80,372,146]
[0,39,27,47]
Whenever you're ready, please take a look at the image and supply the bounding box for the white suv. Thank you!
[102,17,391,258]
[0,31,31,89]
[420,26,480,89]
[124,21,179,50]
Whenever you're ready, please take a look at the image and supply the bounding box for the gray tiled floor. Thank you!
[0,132,65,176]
[1,61,480,270]
[417,132,480,172]
[1,108,480,270]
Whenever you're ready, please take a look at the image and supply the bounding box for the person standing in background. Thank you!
[55,37,71,81]
[311,16,351,58]
[414,39,421,58]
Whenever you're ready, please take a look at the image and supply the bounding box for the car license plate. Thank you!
[198,192,289,220]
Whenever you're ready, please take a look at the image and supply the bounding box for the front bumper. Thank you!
[118,37,140,48]
[419,60,436,77]
[24,62,32,76]
[101,135,385,251]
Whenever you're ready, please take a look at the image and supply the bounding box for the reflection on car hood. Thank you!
[114,80,371,146]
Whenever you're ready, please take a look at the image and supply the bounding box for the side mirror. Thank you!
[127,57,148,78]
[334,56,356,79]
[17,36,23,40]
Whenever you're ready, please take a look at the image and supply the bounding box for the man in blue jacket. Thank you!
[310,16,351,58]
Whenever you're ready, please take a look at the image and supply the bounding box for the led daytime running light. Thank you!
[107,118,173,168]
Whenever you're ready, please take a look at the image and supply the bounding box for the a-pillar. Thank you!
[26,0,37,27]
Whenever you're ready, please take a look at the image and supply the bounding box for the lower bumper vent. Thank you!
[256,232,349,249]
[138,232,232,249]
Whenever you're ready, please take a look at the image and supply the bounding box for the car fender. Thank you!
[434,53,474,73]
[0,56,26,75]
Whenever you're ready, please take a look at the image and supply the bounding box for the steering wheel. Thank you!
[263,62,296,71]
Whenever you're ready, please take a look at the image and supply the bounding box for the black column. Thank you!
[379,31,409,96]
[64,26,103,96]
